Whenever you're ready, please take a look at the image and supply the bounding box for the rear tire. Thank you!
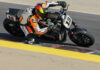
[3,18,25,37]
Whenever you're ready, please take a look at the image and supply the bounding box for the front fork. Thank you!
[68,21,78,35]
[72,21,77,27]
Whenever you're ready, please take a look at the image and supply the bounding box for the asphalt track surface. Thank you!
[0,2,100,50]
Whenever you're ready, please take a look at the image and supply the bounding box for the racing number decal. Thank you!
[63,15,72,29]
[66,15,72,25]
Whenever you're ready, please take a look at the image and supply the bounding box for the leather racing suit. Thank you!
[19,1,65,44]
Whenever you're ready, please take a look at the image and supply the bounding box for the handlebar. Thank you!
[57,1,67,8]
[60,3,70,15]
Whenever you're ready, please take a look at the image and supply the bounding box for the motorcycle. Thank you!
[3,2,95,47]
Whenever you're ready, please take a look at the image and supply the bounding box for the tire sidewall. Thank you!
[68,28,95,47]
[3,18,25,37]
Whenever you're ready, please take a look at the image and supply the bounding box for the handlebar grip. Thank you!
[57,1,67,8]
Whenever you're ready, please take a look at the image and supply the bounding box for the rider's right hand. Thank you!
[48,25,54,31]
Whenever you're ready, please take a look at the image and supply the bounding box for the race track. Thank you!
[0,2,100,50]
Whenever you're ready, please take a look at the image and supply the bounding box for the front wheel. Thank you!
[68,28,95,47]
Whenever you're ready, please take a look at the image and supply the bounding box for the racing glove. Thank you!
[46,19,54,31]
[48,25,54,31]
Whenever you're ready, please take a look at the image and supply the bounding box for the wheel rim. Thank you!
[76,33,91,45]
[8,24,16,33]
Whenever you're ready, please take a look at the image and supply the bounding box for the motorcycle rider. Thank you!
[19,1,66,44]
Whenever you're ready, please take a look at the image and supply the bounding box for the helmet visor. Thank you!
[37,8,48,19]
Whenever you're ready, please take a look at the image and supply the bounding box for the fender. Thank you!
[70,27,88,34]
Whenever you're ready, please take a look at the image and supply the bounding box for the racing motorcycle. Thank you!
[3,2,95,47]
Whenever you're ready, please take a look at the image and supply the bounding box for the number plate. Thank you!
[66,15,72,25]
[63,15,72,28]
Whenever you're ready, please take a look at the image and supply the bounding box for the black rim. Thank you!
[76,33,91,45]
[8,23,16,33]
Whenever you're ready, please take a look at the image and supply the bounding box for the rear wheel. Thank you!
[3,18,25,37]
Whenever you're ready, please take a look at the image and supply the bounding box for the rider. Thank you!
[19,1,66,44]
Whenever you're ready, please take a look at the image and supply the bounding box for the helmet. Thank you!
[35,2,48,20]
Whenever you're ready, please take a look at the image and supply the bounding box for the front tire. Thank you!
[68,28,95,47]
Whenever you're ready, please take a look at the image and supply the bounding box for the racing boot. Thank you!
[25,34,39,44]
